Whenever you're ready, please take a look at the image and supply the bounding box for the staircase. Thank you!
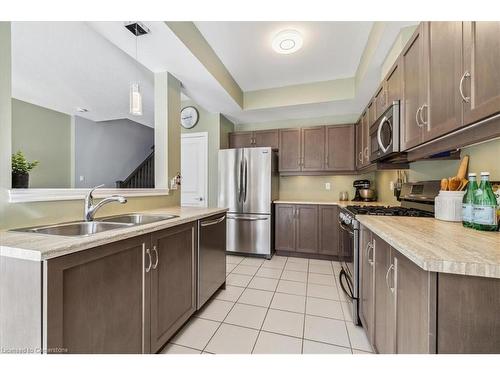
[116,150,155,188]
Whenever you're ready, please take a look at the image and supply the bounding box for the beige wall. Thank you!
[236,115,357,131]
[279,173,375,202]
[11,99,72,188]
[0,23,181,230]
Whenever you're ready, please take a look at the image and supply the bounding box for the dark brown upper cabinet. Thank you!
[325,125,355,171]
[279,125,356,174]
[253,129,279,148]
[386,59,402,108]
[374,85,386,121]
[462,21,500,126]
[229,132,254,148]
[229,130,279,149]
[401,24,426,151]
[301,126,326,171]
[355,119,363,170]
[361,110,370,167]
[423,21,463,142]
[279,128,302,172]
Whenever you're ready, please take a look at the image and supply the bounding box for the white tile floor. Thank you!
[162,254,373,354]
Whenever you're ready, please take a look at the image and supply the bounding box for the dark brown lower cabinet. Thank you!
[150,223,196,353]
[360,224,499,354]
[437,273,500,354]
[394,249,436,354]
[359,225,374,343]
[275,203,339,259]
[296,205,318,254]
[373,234,396,354]
[45,222,198,354]
[45,235,149,354]
[275,204,296,252]
[318,205,340,256]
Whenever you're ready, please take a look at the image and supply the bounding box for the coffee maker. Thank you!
[352,179,376,202]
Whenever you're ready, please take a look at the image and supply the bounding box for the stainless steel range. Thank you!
[337,180,440,325]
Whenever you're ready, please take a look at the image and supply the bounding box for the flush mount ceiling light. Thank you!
[76,107,88,113]
[272,29,303,54]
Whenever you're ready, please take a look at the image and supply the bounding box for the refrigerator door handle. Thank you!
[238,157,243,203]
[227,214,268,221]
[243,158,248,203]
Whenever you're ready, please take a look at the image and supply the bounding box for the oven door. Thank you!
[338,217,355,300]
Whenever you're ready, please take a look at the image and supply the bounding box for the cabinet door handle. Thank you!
[365,242,374,266]
[385,263,395,293]
[145,248,152,273]
[415,106,424,128]
[364,147,369,159]
[459,71,471,103]
[152,245,159,270]
[358,151,363,162]
[420,104,428,127]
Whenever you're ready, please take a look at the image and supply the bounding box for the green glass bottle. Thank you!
[472,172,498,231]
[462,172,477,228]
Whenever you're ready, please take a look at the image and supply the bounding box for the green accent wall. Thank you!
[11,99,72,188]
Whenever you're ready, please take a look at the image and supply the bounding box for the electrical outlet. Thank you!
[325,182,331,191]
[389,181,395,191]
[79,176,85,182]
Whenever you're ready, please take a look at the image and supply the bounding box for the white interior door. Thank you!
[181,132,208,207]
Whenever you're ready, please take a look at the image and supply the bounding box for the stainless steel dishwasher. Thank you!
[197,213,227,309]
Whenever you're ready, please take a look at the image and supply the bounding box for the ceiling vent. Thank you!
[124,22,150,36]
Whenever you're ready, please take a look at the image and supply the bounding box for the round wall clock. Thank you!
[180,106,199,129]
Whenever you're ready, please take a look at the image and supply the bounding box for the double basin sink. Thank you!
[13,214,179,237]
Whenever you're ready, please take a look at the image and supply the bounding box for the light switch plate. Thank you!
[325,182,331,191]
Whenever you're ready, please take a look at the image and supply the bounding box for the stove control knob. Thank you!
[344,216,351,225]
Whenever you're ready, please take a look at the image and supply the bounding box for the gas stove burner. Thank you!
[345,205,434,218]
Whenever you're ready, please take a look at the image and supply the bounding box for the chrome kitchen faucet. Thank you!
[84,184,127,221]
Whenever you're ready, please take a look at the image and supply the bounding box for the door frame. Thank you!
[181,132,208,208]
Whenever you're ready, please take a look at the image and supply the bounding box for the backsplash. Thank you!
[376,138,500,204]
[278,173,375,202]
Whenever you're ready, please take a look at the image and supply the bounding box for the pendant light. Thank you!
[129,22,143,116]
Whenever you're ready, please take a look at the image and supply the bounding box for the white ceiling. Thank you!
[11,21,419,128]
[195,21,373,91]
[88,21,241,115]
[11,22,155,127]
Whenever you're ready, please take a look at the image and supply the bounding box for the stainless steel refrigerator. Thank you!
[218,147,278,258]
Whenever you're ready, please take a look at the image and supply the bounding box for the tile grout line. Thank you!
[250,255,287,354]
[176,316,354,353]
[301,258,310,354]
[199,254,253,353]
[330,261,354,353]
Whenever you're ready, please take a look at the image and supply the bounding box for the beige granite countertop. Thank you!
[274,200,396,208]
[0,206,227,261]
[357,215,500,279]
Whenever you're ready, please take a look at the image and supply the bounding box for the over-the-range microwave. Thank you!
[369,101,404,162]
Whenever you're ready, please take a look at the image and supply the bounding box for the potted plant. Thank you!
[11,151,39,188]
